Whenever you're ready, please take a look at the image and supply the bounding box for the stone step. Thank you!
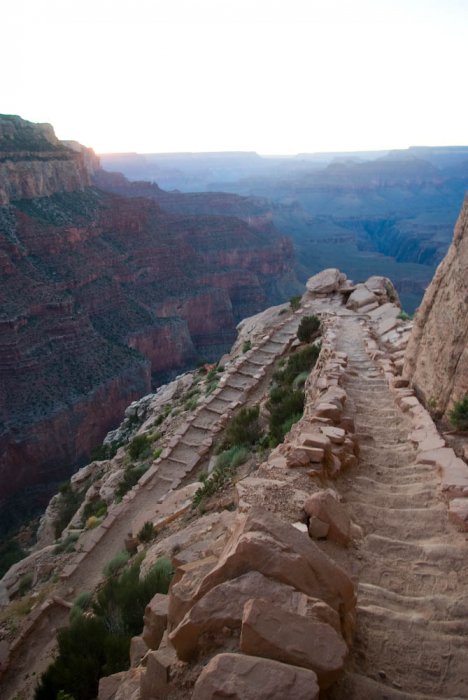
[349,503,449,539]
[357,582,468,622]
[328,671,439,699]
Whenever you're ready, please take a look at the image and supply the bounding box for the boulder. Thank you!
[303,491,351,546]
[320,426,346,444]
[140,640,176,700]
[130,635,148,667]
[306,269,347,295]
[346,285,378,311]
[240,598,348,688]
[169,508,355,638]
[142,593,168,650]
[98,672,126,700]
[169,571,340,661]
[192,652,320,700]
[449,499,468,531]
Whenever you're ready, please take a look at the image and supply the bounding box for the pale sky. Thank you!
[2,0,467,154]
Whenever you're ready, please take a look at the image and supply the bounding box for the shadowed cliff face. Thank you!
[0,117,297,523]
[404,194,468,417]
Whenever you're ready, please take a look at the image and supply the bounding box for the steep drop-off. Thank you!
[403,193,468,417]
[0,116,296,524]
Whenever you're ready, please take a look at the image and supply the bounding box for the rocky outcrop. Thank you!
[403,194,468,417]
[0,115,94,205]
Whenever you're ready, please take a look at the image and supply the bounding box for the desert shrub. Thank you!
[138,521,156,543]
[268,386,305,445]
[103,551,130,578]
[217,365,225,373]
[192,446,249,508]
[85,516,100,530]
[449,395,468,430]
[116,463,149,499]
[83,498,107,521]
[153,447,162,460]
[90,442,118,461]
[54,532,79,554]
[205,379,219,395]
[224,405,261,448]
[18,572,33,596]
[128,434,151,460]
[242,339,252,353]
[54,482,85,539]
[289,295,301,311]
[0,538,26,578]
[397,310,411,321]
[184,397,198,411]
[297,315,320,343]
[275,344,320,386]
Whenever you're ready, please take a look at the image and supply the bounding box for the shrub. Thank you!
[83,497,107,521]
[103,551,130,578]
[449,395,468,430]
[192,446,249,508]
[153,447,162,460]
[54,482,84,539]
[289,295,301,311]
[397,310,411,321]
[90,442,118,461]
[297,315,320,343]
[116,463,149,499]
[224,405,261,448]
[268,386,305,445]
[128,434,151,460]
[242,339,252,353]
[18,572,33,596]
[205,379,219,395]
[86,516,100,530]
[215,445,249,471]
[138,521,156,543]
[54,532,79,554]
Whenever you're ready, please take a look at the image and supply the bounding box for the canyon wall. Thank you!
[404,194,468,417]
[0,116,297,523]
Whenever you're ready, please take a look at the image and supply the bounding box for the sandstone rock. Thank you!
[308,517,330,539]
[140,640,176,700]
[192,652,319,700]
[417,447,468,498]
[320,426,346,444]
[115,668,144,700]
[130,635,148,667]
[306,268,347,295]
[169,508,355,636]
[142,593,168,650]
[448,499,468,531]
[315,403,342,421]
[240,598,348,688]
[403,194,468,418]
[346,285,378,311]
[98,672,126,700]
[303,491,352,546]
[299,432,331,450]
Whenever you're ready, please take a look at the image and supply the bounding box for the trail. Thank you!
[329,315,468,699]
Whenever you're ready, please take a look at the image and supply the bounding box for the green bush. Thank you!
[397,310,411,321]
[192,446,249,508]
[103,551,130,578]
[54,532,79,554]
[116,463,149,499]
[128,434,151,460]
[215,445,249,471]
[242,339,252,353]
[153,447,162,460]
[449,395,468,430]
[297,315,320,343]
[224,405,261,448]
[138,521,156,543]
[18,572,33,596]
[90,442,118,461]
[289,295,301,311]
[82,498,107,521]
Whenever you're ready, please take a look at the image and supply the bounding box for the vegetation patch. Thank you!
[0,538,26,578]
[192,445,250,508]
[128,434,152,460]
[138,521,157,543]
[289,295,301,311]
[116,463,149,500]
[449,395,468,431]
[223,406,262,449]
[53,482,85,539]
[242,339,252,353]
[35,556,173,700]
[297,315,320,343]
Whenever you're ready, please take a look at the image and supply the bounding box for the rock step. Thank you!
[192,411,222,430]
[348,503,449,539]
[358,603,468,638]
[182,428,211,447]
[207,397,232,413]
[168,444,197,464]
[359,556,468,597]
[357,582,468,622]
[329,671,451,700]
[217,387,243,402]
[225,374,254,389]
[355,464,431,480]
[350,475,440,495]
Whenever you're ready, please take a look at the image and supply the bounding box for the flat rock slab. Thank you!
[192,653,319,700]
[240,598,348,688]
[346,286,378,310]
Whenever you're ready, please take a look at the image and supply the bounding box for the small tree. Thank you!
[289,295,301,311]
[297,315,320,343]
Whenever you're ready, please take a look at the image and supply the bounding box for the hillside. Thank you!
[0,116,298,530]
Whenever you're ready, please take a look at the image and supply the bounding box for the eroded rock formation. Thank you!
[0,115,297,520]
[403,194,468,417]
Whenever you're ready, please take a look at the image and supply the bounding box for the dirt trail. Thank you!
[329,316,468,699]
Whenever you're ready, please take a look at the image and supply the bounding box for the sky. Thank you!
[2,0,468,154]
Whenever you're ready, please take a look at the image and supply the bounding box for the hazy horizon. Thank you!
[3,0,468,153]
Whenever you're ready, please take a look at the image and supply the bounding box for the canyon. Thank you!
[0,115,297,528]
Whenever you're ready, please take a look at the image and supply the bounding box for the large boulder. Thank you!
[142,593,168,650]
[240,598,348,688]
[168,508,355,640]
[169,571,340,661]
[306,269,347,295]
[192,653,319,700]
[303,491,352,546]
[346,284,378,311]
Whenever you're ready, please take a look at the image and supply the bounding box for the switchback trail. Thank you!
[329,315,468,699]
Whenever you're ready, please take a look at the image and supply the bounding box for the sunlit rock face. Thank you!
[403,194,468,417]
[0,115,297,522]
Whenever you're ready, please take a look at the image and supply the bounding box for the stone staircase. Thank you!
[328,316,468,699]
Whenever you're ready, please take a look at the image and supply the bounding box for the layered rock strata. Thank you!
[403,193,468,417]
[0,115,296,518]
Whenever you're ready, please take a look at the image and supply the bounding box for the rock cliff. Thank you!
[403,194,468,417]
[0,116,297,525]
